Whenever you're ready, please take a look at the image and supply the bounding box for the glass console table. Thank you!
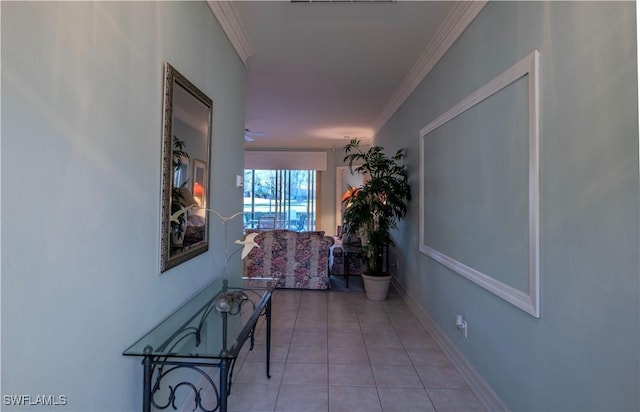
[123,277,276,412]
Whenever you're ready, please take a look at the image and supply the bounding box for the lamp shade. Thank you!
[193,182,205,198]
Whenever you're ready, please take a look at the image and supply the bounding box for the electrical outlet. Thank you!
[456,314,468,338]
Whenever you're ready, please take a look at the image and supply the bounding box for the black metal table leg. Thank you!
[266,296,272,378]
[219,358,229,412]
[344,251,350,288]
[142,354,152,412]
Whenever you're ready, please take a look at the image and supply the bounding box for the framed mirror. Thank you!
[160,63,213,273]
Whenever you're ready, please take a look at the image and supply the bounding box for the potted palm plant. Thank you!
[342,138,411,301]
[171,136,190,246]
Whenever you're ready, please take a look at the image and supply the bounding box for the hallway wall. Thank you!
[376,2,639,410]
[2,2,246,410]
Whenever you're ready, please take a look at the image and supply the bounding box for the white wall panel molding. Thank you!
[419,50,540,318]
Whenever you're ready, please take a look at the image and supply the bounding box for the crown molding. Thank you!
[373,1,487,134]
[207,1,255,66]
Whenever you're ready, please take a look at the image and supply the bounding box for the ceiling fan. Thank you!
[244,128,267,142]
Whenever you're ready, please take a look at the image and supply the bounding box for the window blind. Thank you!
[245,151,327,171]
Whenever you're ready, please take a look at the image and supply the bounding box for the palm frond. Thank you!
[341,140,411,273]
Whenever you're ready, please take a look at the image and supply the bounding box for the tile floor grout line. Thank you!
[234,288,485,411]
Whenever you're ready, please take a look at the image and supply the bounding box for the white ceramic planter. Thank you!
[361,272,392,301]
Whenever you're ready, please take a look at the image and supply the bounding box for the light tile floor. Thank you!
[225,286,486,412]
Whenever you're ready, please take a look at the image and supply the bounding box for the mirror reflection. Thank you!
[160,63,212,272]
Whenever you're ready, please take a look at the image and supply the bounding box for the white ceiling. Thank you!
[230,1,456,150]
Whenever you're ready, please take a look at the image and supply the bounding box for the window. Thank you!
[243,169,317,231]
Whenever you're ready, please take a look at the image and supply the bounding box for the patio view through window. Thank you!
[243,170,317,231]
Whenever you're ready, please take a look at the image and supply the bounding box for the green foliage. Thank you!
[172,136,189,170]
[342,139,411,274]
[171,136,190,231]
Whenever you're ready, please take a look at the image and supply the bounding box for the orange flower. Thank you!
[341,187,360,202]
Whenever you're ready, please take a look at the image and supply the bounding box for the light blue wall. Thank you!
[377,2,639,411]
[1,2,246,410]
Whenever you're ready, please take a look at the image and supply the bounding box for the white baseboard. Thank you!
[391,277,510,412]
[180,280,508,411]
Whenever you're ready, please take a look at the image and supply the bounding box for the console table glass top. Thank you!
[123,276,274,360]
[123,276,276,412]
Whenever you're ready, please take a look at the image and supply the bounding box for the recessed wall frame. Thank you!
[419,50,540,318]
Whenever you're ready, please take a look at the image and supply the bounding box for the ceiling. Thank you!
[227,1,456,150]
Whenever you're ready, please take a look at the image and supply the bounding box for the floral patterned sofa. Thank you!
[243,229,334,290]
